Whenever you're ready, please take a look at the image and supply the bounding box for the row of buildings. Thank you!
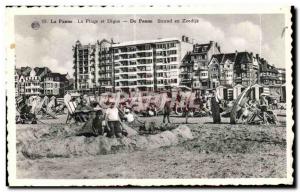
[72,36,286,95]
[15,67,71,97]
[15,36,286,100]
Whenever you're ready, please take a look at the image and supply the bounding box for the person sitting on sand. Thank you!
[76,95,93,122]
[45,96,57,116]
[238,104,250,124]
[259,93,269,124]
[124,108,134,123]
[76,111,98,137]
[93,110,105,136]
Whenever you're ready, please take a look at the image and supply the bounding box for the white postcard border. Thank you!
[6,5,294,186]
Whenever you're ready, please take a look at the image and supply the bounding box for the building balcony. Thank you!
[136,71,152,74]
[137,76,153,80]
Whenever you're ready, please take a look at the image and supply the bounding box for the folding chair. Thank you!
[41,100,58,119]
[64,100,83,124]
[16,97,36,124]
[54,98,67,115]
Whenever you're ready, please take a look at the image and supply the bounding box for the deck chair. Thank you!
[16,97,37,124]
[244,105,277,125]
[54,98,67,115]
[34,97,57,119]
[64,100,84,124]
[41,100,58,119]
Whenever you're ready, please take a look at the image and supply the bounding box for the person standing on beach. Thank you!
[211,90,221,123]
[163,93,172,124]
[105,102,122,138]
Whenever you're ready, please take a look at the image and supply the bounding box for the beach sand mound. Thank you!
[20,125,193,159]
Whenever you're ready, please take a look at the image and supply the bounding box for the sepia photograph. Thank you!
[6,6,293,186]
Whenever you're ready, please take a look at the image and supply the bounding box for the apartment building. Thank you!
[208,53,236,89]
[208,51,261,88]
[276,68,286,84]
[233,52,260,87]
[113,38,193,92]
[43,73,70,96]
[24,67,51,95]
[96,39,114,92]
[15,67,31,96]
[259,59,279,86]
[73,41,97,92]
[180,41,221,92]
[73,37,193,93]
[15,67,70,97]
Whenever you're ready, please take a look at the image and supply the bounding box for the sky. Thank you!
[15,14,286,77]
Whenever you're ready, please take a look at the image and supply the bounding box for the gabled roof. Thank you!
[34,67,50,76]
[210,54,224,63]
[181,52,193,66]
[45,72,69,81]
[16,68,21,76]
[260,62,278,73]
[194,43,210,52]
[210,53,237,65]
[20,67,32,76]
[223,53,237,63]
[235,52,252,64]
[97,38,112,45]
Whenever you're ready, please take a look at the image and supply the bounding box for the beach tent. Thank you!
[233,84,245,100]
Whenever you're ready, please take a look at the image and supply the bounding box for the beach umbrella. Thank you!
[230,85,253,124]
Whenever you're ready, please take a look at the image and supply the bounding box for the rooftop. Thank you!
[112,37,181,47]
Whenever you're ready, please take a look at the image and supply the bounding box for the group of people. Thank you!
[17,86,280,128]
[160,90,221,124]
[234,92,279,125]
[63,91,139,138]
[77,102,136,138]
[163,89,279,125]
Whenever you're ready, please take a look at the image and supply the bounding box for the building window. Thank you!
[170,57,177,62]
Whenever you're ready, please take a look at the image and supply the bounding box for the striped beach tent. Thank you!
[259,87,270,96]
[56,98,64,105]
[16,96,23,105]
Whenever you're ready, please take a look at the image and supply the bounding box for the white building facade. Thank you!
[73,37,193,93]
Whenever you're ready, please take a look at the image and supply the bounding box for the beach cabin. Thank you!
[251,84,263,101]
[233,84,245,100]
[216,85,233,101]
[281,84,286,102]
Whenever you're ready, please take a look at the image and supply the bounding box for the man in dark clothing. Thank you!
[76,111,97,137]
[163,96,172,124]
[93,111,104,135]
[211,91,221,123]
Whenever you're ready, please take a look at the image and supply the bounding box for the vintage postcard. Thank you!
[6,6,293,187]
